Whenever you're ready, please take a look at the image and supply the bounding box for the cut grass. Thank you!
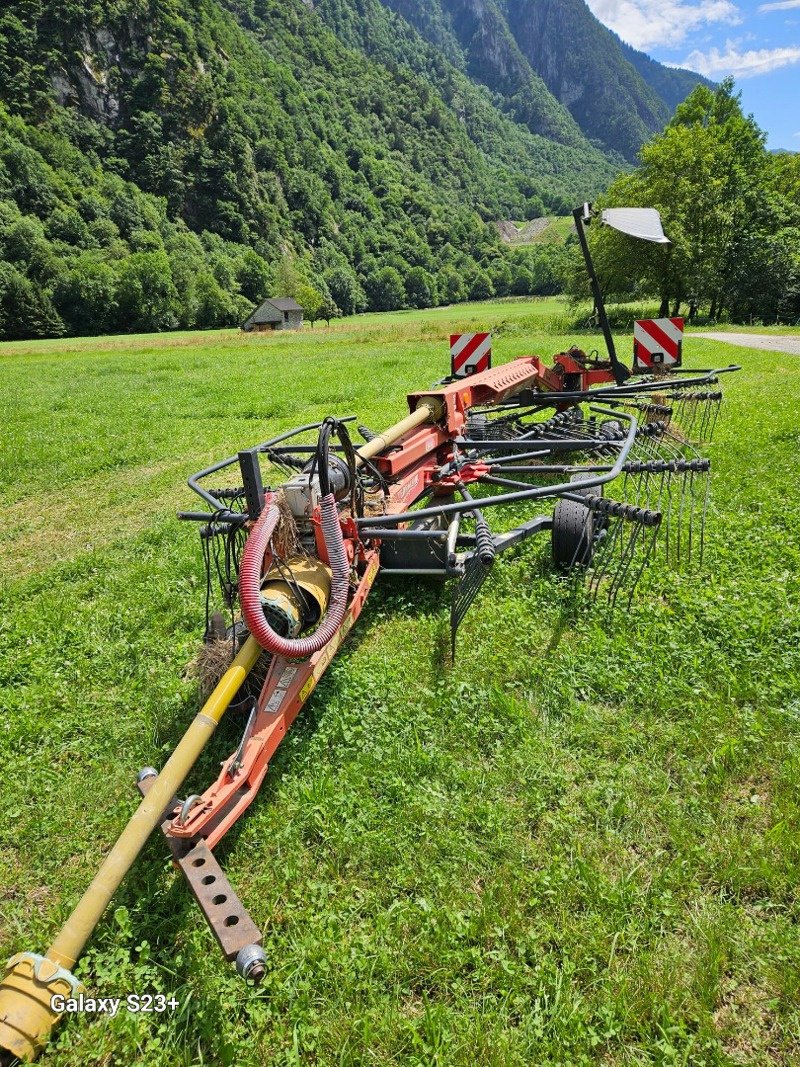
[1,299,799,1065]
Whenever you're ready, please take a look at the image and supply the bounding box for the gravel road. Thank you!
[694,332,800,354]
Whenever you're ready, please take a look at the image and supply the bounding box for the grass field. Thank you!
[1,299,799,1066]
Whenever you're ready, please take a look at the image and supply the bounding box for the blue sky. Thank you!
[585,0,800,149]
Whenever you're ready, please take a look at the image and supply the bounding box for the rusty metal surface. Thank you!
[137,775,262,961]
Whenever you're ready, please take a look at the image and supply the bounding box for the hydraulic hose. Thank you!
[240,492,350,659]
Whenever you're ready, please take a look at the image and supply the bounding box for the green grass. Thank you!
[1,299,799,1066]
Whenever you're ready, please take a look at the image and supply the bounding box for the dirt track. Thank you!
[695,332,800,354]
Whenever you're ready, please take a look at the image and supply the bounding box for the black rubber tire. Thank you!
[551,473,603,569]
[552,497,594,569]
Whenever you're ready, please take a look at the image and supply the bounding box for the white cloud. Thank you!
[585,0,741,50]
[681,42,800,75]
[758,0,800,11]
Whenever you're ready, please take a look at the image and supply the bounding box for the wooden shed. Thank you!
[242,297,304,332]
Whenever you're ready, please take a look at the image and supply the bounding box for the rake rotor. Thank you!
[433,362,736,642]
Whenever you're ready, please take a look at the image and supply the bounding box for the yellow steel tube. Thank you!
[0,635,261,1062]
[48,633,261,968]
[355,396,442,466]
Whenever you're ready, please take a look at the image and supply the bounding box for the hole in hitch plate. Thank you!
[191,857,206,867]
[212,894,228,905]
[201,875,216,886]
[224,915,240,927]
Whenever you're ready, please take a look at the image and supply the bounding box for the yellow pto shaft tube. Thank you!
[355,396,442,466]
[0,635,262,1063]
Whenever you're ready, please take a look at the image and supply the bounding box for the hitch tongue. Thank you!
[0,636,262,1062]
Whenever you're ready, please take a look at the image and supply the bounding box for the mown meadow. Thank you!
[1,298,799,1065]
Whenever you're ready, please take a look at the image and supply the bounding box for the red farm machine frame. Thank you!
[0,208,740,1062]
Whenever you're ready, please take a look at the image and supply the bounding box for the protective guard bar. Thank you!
[512,365,741,406]
[358,408,639,528]
[185,417,358,514]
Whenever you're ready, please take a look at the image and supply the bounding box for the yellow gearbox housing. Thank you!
[260,556,332,638]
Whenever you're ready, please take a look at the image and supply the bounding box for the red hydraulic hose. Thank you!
[240,492,350,658]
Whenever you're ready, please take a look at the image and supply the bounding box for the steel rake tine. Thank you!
[679,398,694,441]
[677,467,689,565]
[680,398,694,440]
[590,516,624,600]
[708,399,722,443]
[642,468,655,510]
[654,429,684,463]
[567,510,593,572]
[699,466,711,565]
[625,524,660,612]
[695,398,710,443]
[701,400,713,442]
[664,471,675,566]
[607,522,643,612]
[678,394,691,431]
[654,467,667,521]
[622,468,638,508]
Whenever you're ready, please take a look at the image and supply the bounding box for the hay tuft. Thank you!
[272,491,301,558]
[186,638,236,698]
[186,634,271,700]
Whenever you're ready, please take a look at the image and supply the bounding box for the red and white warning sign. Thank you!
[633,317,684,371]
[450,332,492,378]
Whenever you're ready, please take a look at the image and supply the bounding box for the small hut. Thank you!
[242,297,304,332]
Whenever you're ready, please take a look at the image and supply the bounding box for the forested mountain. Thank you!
[0,0,702,340]
[617,40,711,113]
[371,0,710,162]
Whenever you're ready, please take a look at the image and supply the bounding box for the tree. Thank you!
[194,270,238,328]
[405,266,436,308]
[576,79,783,321]
[321,295,340,326]
[52,256,118,335]
[364,266,405,311]
[0,263,64,340]
[467,269,494,302]
[296,282,325,325]
[235,249,271,302]
[324,265,366,316]
[114,251,180,332]
[489,258,513,297]
[273,251,303,298]
[509,259,535,296]
[438,266,466,305]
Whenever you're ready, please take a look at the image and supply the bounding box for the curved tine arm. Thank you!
[358,411,639,528]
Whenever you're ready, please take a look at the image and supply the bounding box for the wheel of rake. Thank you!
[551,474,601,570]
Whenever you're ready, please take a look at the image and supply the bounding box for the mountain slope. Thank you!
[0,0,626,339]
[618,39,715,112]
[373,0,707,162]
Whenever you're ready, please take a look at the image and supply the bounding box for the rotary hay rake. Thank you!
[0,211,739,1063]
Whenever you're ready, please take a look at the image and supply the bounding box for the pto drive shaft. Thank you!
[0,636,262,1063]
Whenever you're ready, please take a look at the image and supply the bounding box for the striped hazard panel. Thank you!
[633,318,684,372]
[451,333,491,378]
